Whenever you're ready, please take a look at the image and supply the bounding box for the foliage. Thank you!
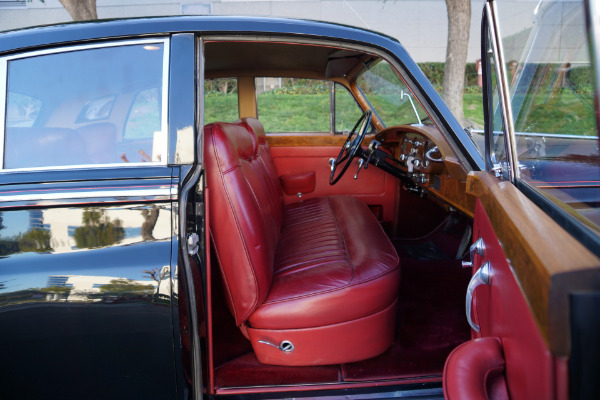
[40,286,71,294]
[18,229,52,252]
[98,278,154,294]
[73,209,124,249]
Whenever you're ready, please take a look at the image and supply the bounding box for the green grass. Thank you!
[463,93,484,128]
[204,91,594,135]
[204,94,240,125]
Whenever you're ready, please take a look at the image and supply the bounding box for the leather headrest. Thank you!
[240,117,267,145]
[206,122,258,171]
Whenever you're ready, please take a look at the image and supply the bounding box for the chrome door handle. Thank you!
[328,158,336,171]
[466,261,492,332]
[462,237,485,268]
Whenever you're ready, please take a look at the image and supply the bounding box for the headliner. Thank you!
[204,41,376,79]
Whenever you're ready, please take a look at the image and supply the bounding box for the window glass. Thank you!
[256,78,330,132]
[3,41,167,169]
[204,78,239,123]
[6,93,41,127]
[356,60,428,127]
[484,27,508,170]
[496,0,600,228]
[125,88,161,140]
[334,83,364,132]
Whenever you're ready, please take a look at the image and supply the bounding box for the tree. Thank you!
[143,267,169,300]
[99,278,154,294]
[442,0,471,126]
[73,209,125,249]
[59,0,97,21]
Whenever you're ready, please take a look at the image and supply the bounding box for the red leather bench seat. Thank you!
[204,118,400,366]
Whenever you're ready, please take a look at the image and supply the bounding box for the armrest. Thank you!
[443,337,509,400]
[279,171,316,196]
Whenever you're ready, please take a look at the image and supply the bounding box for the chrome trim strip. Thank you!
[0,38,169,62]
[585,0,600,132]
[0,57,6,170]
[472,129,599,140]
[2,162,164,173]
[0,38,170,172]
[487,1,520,182]
[0,188,176,203]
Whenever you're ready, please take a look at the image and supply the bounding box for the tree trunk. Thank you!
[59,0,97,21]
[442,0,471,126]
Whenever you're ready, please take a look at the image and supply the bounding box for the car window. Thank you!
[6,92,41,127]
[204,78,239,123]
[256,78,329,132]
[495,0,600,230]
[334,84,364,133]
[356,60,428,127]
[1,40,168,170]
[255,78,362,133]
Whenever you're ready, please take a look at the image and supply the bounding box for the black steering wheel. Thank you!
[329,110,372,185]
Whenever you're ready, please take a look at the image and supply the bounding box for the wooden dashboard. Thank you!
[377,124,476,217]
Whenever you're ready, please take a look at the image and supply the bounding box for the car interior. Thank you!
[201,38,475,394]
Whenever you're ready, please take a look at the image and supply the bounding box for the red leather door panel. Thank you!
[466,198,556,399]
[270,145,398,224]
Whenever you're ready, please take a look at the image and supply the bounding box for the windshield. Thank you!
[356,60,429,127]
[496,0,600,229]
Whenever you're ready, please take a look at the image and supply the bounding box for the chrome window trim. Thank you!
[0,37,170,172]
[0,187,177,205]
[585,0,600,131]
[0,57,6,172]
[485,1,519,182]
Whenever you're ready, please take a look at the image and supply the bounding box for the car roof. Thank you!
[0,15,402,55]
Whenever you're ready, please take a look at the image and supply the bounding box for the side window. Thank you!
[334,83,364,132]
[2,40,168,170]
[204,78,239,123]
[256,78,329,132]
[255,78,363,133]
[482,23,509,173]
[356,60,428,127]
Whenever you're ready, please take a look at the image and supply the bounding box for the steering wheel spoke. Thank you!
[329,111,372,185]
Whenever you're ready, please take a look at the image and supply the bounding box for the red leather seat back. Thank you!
[204,121,283,325]
[240,117,283,225]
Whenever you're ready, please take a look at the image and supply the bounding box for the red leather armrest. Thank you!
[443,337,509,400]
[279,171,316,196]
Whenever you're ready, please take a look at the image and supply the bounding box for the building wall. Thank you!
[0,0,543,62]
[1,0,543,62]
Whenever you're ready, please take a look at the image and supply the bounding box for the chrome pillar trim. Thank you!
[0,58,6,170]
[466,261,493,332]
[584,0,600,132]
[485,1,519,182]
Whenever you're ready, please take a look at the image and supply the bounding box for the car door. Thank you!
[0,34,199,399]
[443,1,600,399]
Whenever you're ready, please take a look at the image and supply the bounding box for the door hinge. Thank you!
[187,233,200,256]
[491,162,509,180]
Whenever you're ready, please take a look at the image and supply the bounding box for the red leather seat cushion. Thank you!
[249,196,400,329]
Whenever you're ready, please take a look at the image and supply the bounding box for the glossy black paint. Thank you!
[168,33,197,165]
[0,202,178,399]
